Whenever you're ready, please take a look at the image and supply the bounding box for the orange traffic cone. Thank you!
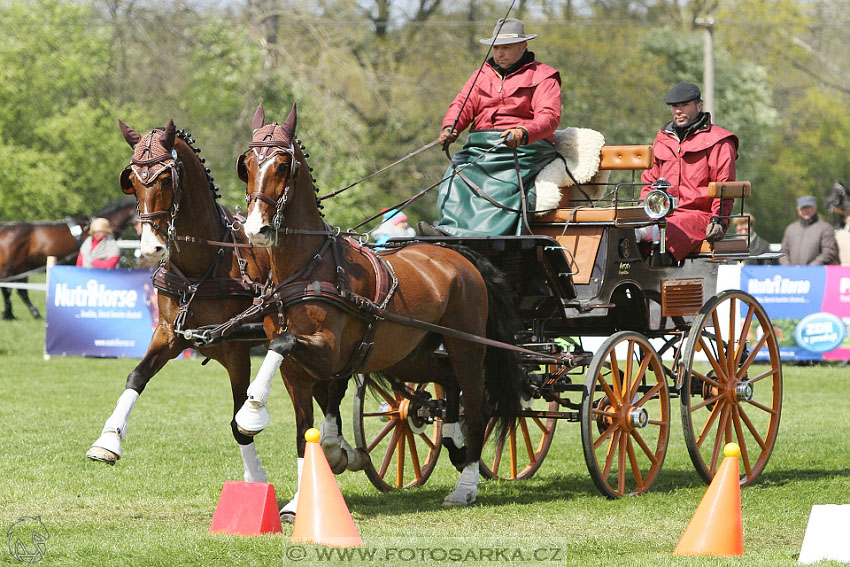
[673,443,744,556]
[291,428,363,547]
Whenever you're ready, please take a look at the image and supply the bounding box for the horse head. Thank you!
[239,103,318,247]
[117,119,190,261]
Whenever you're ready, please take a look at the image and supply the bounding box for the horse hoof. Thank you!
[346,449,370,472]
[86,446,119,465]
[235,402,269,436]
[280,510,296,524]
[442,488,478,507]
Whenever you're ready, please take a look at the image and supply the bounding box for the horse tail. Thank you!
[450,245,524,440]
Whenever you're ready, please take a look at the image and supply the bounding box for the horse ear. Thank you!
[252,103,265,131]
[236,154,249,183]
[119,169,136,194]
[118,119,141,147]
[160,120,176,150]
[282,103,297,141]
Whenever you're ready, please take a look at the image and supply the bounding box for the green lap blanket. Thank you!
[435,130,559,236]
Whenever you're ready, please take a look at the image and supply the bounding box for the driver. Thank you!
[418,18,562,237]
[639,82,738,262]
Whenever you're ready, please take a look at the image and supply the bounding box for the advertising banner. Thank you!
[45,266,157,358]
[741,265,850,361]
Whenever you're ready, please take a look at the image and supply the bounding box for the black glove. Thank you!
[705,220,726,242]
[439,126,458,147]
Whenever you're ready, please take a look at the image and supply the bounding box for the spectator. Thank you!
[836,213,850,266]
[419,18,561,237]
[373,209,415,245]
[639,82,738,264]
[76,217,120,269]
[731,214,771,264]
[779,195,838,265]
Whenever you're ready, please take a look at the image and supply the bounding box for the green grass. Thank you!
[1,283,849,566]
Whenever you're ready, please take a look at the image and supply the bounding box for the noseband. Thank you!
[244,139,300,241]
[123,131,185,249]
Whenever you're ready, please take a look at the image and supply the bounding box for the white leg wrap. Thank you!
[235,350,284,434]
[87,389,139,462]
[442,422,465,448]
[280,457,304,522]
[103,389,140,438]
[320,418,346,472]
[240,443,267,483]
[443,463,479,507]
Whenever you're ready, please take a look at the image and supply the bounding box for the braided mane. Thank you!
[175,128,221,200]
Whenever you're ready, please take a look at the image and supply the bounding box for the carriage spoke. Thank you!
[736,332,769,379]
[625,340,635,397]
[709,406,730,474]
[597,377,621,410]
[532,415,553,435]
[378,426,403,479]
[490,430,507,476]
[405,429,422,481]
[593,421,617,451]
[610,350,622,402]
[733,306,756,371]
[602,430,622,481]
[626,435,644,493]
[634,382,663,408]
[695,399,723,448]
[396,429,406,487]
[726,297,737,375]
[367,418,399,452]
[690,393,723,413]
[746,399,778,416]
[746,366,779,385]
[618,429,628,495]
[691,369,721,391]
[731,407,752,478]
[629,353,652,401]
[738,405,767,449]
[699,339,728,382]
[519,418,536,464]
[711,310,728,374]
[509,424,519,478]
[418,431,437,450]
[630,429,658,465]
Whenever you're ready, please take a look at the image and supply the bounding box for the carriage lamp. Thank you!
[644,187,677,219]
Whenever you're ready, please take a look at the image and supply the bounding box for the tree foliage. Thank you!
[0,0,848,242]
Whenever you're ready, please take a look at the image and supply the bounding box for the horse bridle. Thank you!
[121,134,185,250]
[241,139,300,244]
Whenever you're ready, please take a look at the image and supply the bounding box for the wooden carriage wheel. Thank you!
[580,331,670,499]
[679,289,782,486]
[352,374,443,492]
[479,398,558,481]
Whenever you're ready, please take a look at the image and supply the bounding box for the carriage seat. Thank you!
[686,181,752,258]
[532,145,653,283]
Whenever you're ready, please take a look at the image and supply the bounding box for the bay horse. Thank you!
[233,103,524,507]
[0,197,137,319]
[87,120,282,497]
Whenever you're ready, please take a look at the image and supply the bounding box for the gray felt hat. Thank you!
[479,18,537,45]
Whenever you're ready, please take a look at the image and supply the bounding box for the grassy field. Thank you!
[1,284,849,566]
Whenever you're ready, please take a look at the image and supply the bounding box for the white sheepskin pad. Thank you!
[534,127,606,213]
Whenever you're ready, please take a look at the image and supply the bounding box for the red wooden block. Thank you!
[210,481,282,535]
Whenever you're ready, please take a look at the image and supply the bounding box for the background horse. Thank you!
[87,120,280,495]
[826,181,850,227]
[233,103,524,507]
[0,197,137,319]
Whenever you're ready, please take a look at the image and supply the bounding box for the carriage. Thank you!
[350,144,783,499]
[95,111,782,512]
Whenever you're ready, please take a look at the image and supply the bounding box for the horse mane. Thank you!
[174,128,221,200]
[293,137,324,218]
[93,196,136,217]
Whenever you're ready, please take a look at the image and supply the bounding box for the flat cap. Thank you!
[797,195,817,209]
[665,82,701,105]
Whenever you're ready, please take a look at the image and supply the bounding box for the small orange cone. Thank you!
[673,443,744,556]
[291,428,363,547]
